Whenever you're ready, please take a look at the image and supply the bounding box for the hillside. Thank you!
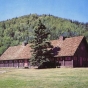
[0,14,88,55]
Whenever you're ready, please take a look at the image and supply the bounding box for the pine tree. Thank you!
[30,20,53,66]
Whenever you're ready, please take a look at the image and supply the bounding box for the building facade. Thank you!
[0,36,88,68]
[51,36,88,67]
[0,44,31,68]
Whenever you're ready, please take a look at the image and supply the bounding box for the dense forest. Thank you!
[0,14,88,55]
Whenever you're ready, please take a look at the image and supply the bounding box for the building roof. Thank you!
[0,44,32,60]
[51,36,84,57]
[0,36,85,60]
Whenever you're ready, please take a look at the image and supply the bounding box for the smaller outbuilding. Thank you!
[0,43,32,68]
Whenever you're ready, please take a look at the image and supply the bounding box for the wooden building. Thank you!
[0,43,32,68]
[0,36,88,68]
[51,36,88,67]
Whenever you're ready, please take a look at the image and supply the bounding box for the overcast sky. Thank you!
[0,0,88,23]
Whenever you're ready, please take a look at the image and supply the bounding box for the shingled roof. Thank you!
[0,36,85,60]
[51,36,84,57]
[0,44,32,60]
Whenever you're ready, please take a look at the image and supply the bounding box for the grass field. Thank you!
[0,68,88,88]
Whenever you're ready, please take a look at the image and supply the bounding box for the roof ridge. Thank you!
[65,36,84,39]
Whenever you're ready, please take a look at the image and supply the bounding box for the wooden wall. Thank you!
[0,59,29,68]
[57,57,73,67]
[74,39,88,67]
[57,39,88,68]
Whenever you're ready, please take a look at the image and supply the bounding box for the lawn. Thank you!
[0,68,88,88]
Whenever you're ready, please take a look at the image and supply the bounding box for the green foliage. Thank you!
[0,14,88,55]
[0,46,7,55]
[30,20,52,66]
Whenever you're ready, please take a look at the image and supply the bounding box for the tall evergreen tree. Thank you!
[30,20,53,66]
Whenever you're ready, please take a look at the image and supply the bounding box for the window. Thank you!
[5,61,8,63]
[0,61,3,64]
[9,60,12,63]
[59,58,63,61]
[74,57,77,60]
[65,57,71,61]
[19,60,23,63]
[1,61,3,64]
[14,60,17,63]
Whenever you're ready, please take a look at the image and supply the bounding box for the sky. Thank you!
[0,0,88,23]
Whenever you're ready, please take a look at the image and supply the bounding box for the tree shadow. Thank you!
[50,46,60,57]
[38,46,61,69]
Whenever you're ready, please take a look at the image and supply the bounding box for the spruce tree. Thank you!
[30,20,53,66]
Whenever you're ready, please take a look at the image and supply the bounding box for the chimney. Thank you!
[59,36,65,41]
[22,40,28,46]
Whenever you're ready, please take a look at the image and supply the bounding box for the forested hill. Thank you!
[0,14,88,55]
